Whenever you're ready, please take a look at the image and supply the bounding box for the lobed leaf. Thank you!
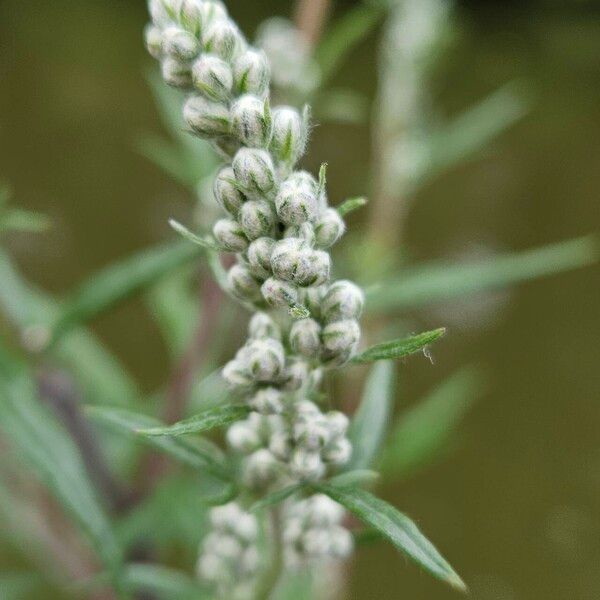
[138,404,251,437]
[345,361,395,470]
[315,483,466,591]
[366,236,598,314]
[351,328,446,364]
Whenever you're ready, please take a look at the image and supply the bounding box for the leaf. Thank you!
[312,89,369,125]
[49,240,204,347]
[87,406,231,482]
[346,361,396,470]
[327,469,379,488]
[352,328,446,364]
[416,81,531,188]
[315,484,466,591]
[380,367,482,480]
[0,208,51,233]
[250,484,303,512]
[169,219,219,250]
[366,236,599,314]
[270,569,314,600]
[138,404,251,437]
[0,360,125,591]
[337,196,368,217]
[124,563,210,599]
[316,4,384,86]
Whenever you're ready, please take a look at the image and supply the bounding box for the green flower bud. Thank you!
[234,49,270,97]
[300,285,326,320]
[148,0,174,27]
[192,54,233,101]
[275,171,320,225]
[213,218,248,252]
[321,280,364,322]
[248,311,280,340]
[289,448,325,481]
[144,24,163,59]
[289,318,321,358]
[227,263,262,302]
[325,411,349,437]
[202,19,244,61]
[322,437,352,466]
[183,95,230,137]
[284,222,315,246]
[321,319,360,363]
[304,250,330,287]
[226,421,261,453]
[231,95,272,148]
[282,358,311,391]
[243,449,279,489]
[261,277,299,308]
[222,358,253,388]
[162,25,200,60]
[232,148,276,197]
[270,238,312,284]
[161,56,193,88]
[239,200,276,241]
[245,338,285,381]
[314,207,345,248]
[213,166,246,215]
[247,237,275,279]
[250,387,284,415]
[270,106,307,166]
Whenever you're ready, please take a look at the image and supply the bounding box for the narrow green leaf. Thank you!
[87,406,231,481]
[169,219,219,250]
[0,364,125,591]
[366,236,598,314]
[346,361,395,470]
[270,569,314,600]
[315,484,466,591]
[124,563,210,599]
[136,134,197,188]
[352,328,446,364]
[139,404,251,437]
[316,4,385,86]
[0,208,51,233]
[337,196,368,217]
[250,484,303,512]
[312,88,369,125]
[49,240,203,347]
[380,367,482,480]
[327,469,379,488]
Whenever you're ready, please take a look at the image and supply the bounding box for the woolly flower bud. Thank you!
[269,430,293,461]
[243,449,279,489]
[289,318,321,358]
[249,387,284,415]
[232,148,276,197]
[314,208,345,248]
[322,437,352,466]
[321,319,360,361]
[290,448,325,481]
[293,414,330,450]
[329,526,354,558]
[214,166,245,216]
[239,200,276,241]
[301,285,326,320]
[222,359,253,388]
[183,95,230,137]
[148,0,174,27]
[234,49,270,97]
[161,57,192,88]
[271,106,307,165]
[213,218,248,252]
[197,1,228,27]
[322,280,365,322]
[308,495,346,526]
[282,358,311,391]
[191,54,233,101]
[275,172,319,226]
[284,222,315,246]
[246,237,274,279]
[245,338,285,381]
[247,311,280,340]
[227,264,261,302]
[306,250,331,287]
[270,238,311,284]
[162,25,200,60]
[227,421,261,453]
[261,277,299,308]
[231,95,272,148]
[144,24,163,59]
[202,19,244,61]
[325,411,349,438]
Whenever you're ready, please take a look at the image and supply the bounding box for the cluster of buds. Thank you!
[196,502,260,599]
[227,399,351,487]
[282,494,354,569]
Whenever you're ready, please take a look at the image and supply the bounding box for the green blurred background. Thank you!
[0,0,599,598]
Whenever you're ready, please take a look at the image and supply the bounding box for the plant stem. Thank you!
[294,0,332,47]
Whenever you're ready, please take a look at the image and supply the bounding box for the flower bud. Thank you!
[314,207,345,248]
[293,413,330,450]
[162,25,200,60]
[330,526,354,558]
[269,430,293,461]
[289,448,325,481]
[321,319,360,361]
[284,222,315,244]
[234,49,270,97]
[234,513,259,542]
[308,495,345,526]
[191,54,233,101]
[322,280,364,322]
[245,338,285,381]
[246,237,274,279]
[322,437,352,466]
[289,318,321,357]
[294,399,320,416]
[148,0,174,27]
[227,264,262,302]
[275,171,320,225]
[202,19,244,61]
[232,148,276,197]
[144,24,163,59]
[261,277,299,308]
[302,529,332,557]
[300,285,326,319]
[239,199,276,241]
[197,1,228,28]
[226,421,261,453]
[213,166,246,215]
[183,95,230,137]
[325,411,349,438]
[303,250,330,287]
[282,358,311,391]
[177,0,203,34]
[243,449,280,489]
[250,387,284,415]
[270,238,311,284]
[222,358,253,388]
[247,311,280,340]
[271,106,307,165]
[161,57,193,88]
[231,95,272,148]
[213,218,248,252]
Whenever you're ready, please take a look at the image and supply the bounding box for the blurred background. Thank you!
[0,0,599,599]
